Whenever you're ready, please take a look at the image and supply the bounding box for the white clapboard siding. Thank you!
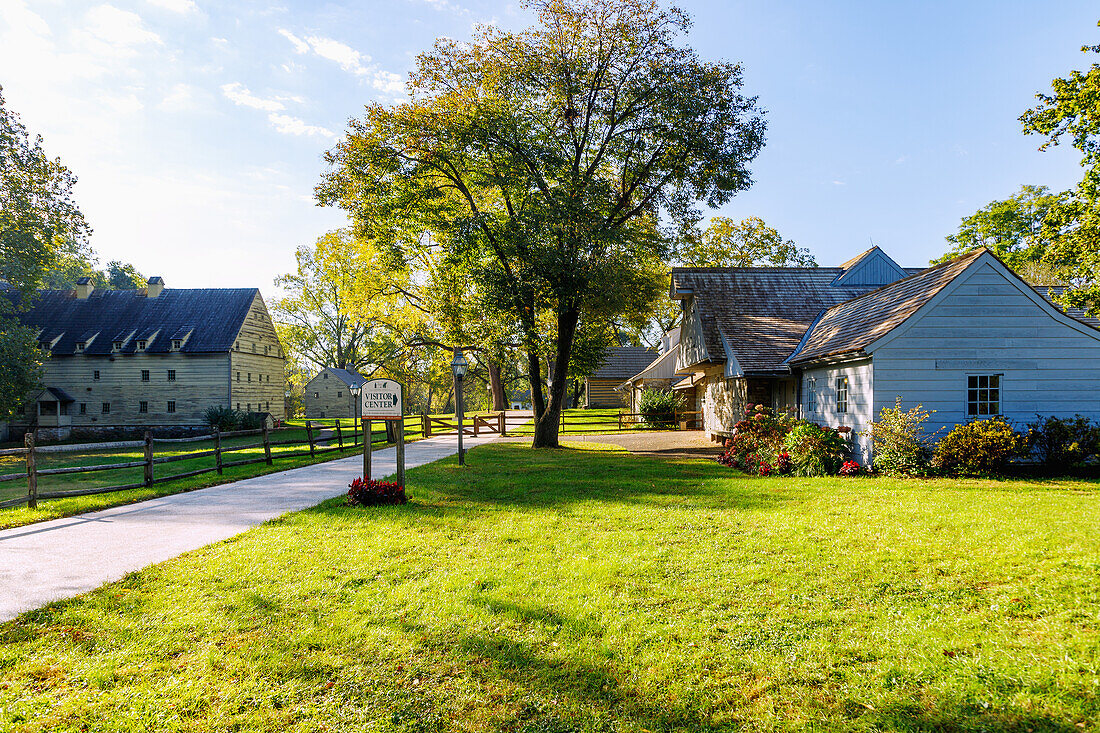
[871,260,1100,431]
[800,360,873,461]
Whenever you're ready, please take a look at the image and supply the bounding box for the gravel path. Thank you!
[0,432,506,620]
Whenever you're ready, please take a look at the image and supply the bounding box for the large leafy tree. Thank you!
[272,229,410,376]
[680,215,815,267]
[934,185,1068,284]
[0,85,93,419]
[319,0,766,447]
[1020,22,1100,311]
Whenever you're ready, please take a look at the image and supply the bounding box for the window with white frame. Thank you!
[806,377,817,413]
[836,376,849,414]
[967,374,1001,416]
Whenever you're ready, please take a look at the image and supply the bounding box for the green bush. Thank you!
[203,405,239,432]
[932,418,1028,476]
[1026,414,1100,468]
[864,400,940,477]
[637,388,684,428]
[782,421,848,476]
[238,411,265,430]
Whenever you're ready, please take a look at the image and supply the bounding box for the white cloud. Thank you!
[267,113,334,139]
[84,5,163,48]
[278,30,405,95]
[0,0,51,37]
[305,35,370,75]
[158,83,207,112]
[220,82,285,112]
[146,0,199,13]
[278,28,309,54]
[99,92,144,115]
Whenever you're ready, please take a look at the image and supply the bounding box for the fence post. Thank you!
[618,412,622,431]
[422,413,430,438]
[499,411,506,437]
[25,432,37,510]
[143,430,154,487]
[335,420,343,450]
[395,418,405,488]
[473,415,479,437]
[214,428,223,475]
[263,422,273,465]
[306,420,315,458]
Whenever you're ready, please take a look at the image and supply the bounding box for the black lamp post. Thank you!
[451,347,468,465]
[348,382,365,476]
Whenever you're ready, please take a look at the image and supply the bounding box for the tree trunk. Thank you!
[531,308,580,448]
[488,360,506,411]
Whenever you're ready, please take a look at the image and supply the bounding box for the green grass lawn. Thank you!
[2,443,1098,732]
[0,419,407,530]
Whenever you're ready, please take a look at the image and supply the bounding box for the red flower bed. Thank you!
[346,477,407,506]
[839,460,861,477]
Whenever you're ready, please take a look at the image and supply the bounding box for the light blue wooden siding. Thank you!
[833,249,907,287]
[677,296,710,371]
[801,359,873,462]
[871,261,1100,433]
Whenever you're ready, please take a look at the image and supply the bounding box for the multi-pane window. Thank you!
[337,391,342,398]
[76,342,85,352]
[137,340,147,350]
[236,371,241,382]
[141,369,150,382]
[806,378,817,413]
[167,369,176,382]
[265,401,269,410]
[836,376,849,414]
[247,373,251,382]
[79,403,87,415]
[102,402,111,414]
[94,370,100,381]
[139,401,148,413]
[167,401,176,413]
[172,339,182,350]
[967,374,1001,416]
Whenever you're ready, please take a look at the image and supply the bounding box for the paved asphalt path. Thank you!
[0,432,507,621]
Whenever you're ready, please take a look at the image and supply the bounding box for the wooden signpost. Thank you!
[361,378,405,488]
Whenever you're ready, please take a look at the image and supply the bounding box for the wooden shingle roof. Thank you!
[11,288,259,356]
[786,249,985,364]
[670,268,904,372]
[590,347,658,380]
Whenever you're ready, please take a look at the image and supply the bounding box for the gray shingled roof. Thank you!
[786,249,985,364]
[326,367,367,386]
[1037,286,1100,330]
[670,268,905,372]
[9,288,259,355]
[590,346,658,380]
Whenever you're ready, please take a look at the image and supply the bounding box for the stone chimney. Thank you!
[146,276,165,298]
[75,277,93,299]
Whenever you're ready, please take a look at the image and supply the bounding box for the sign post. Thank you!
[361,379,405,487]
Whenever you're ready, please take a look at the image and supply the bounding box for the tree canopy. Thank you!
[934,185,1067,284]
[1020,22,1100,310]
[680,215,815,267]
[319,0,766,446]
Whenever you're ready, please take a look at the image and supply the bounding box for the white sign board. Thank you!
[361,379,403,419]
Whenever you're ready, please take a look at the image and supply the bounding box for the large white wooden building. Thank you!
[672,247,1100,462]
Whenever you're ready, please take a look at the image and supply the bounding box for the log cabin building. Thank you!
[585,346,658,408]
[9,277,286,438]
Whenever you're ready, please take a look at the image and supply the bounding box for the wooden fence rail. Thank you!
[3,417,401,511]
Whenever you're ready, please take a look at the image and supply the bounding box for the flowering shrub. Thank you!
[932,418,1028,476]
[346,477,407,506]
[839,460,861,477]
[864,400,940,477]
[716,404,795,473]
[782,422,848,476]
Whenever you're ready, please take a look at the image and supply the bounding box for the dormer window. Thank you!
[171,339,182,350]
[113,341,122,351]
[76,342,85,352]
[137,340,147,351]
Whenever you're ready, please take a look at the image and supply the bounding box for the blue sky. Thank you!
[0,1,1097,290]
